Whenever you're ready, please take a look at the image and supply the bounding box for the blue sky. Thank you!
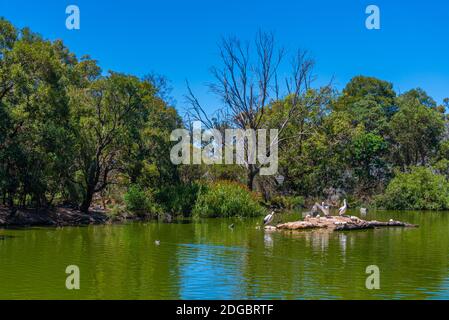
[1,0,448,113]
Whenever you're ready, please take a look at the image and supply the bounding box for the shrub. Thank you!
[124,185,163,217]
[156,183,202,216]
[376,167,449,210]
[270,195,304,210]
[192,181,266,218]
[106,204,127,219]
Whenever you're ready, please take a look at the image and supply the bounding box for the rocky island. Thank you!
[265,215,418,232]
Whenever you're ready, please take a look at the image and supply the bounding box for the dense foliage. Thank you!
[192,181,266,218]
[0,18,181,212]
[376,167,449,210]
[1,19,449,214]
[124,185,153,216]
[155,183,202,216]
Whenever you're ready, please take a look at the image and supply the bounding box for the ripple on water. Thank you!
[0,212,449,299]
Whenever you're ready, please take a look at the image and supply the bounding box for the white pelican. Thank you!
[322,202,330,216]
[264,211,275,225]
[303,204,319,217]
[338,199,347,216]
[315,202,329,216]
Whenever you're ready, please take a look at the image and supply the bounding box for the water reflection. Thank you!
[264,233,273,248]
[178,244,246,299]
[433,277,449,299]
[0,235,15,240]
[0,210,448,299]
[339,233,347,255]
[306,230,329,252]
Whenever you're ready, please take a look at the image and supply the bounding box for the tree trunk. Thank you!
[80,160,100,213]
[7,192,14,208]
[247,165,258,191]
[80,188,94,213]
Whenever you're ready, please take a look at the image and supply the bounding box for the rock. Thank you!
[276,221,328,230]
[272,215,418,232]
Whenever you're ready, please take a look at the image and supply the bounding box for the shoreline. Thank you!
[0,206,113,228]
[1,206,420,229]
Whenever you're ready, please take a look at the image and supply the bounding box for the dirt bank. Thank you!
[0,206,109,227]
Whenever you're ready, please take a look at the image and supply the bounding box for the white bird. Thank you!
[155,240,160,246]
[338,199,348,216]
[264,211,275,225]
[323,202,331,216]
[360,208,367,215]
[316,202,330,216]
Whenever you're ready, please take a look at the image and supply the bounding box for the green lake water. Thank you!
[1,210,448,300]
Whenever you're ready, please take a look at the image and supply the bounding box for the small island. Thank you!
[265,215,418,232]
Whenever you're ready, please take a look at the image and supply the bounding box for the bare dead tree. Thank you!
[187,31,331,190]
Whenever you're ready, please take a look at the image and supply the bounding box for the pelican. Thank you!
[264,211,275,225]
[315,202,329,217]
[338,199,347,216]
[322,202,330,216]
[303,204,318,218]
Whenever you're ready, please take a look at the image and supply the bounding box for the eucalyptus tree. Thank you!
[70,73,144,212]
[389,89,445,169]
[0,19,76,207]
[187,31,330,190]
